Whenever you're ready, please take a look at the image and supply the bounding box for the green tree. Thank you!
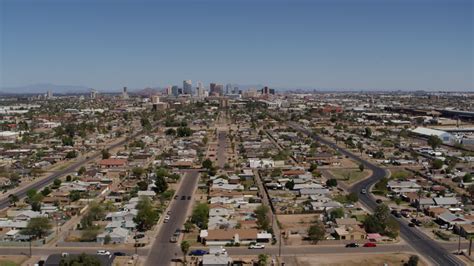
[65,150,77,159]
[463,173,472,183]
[254,205,270,231]
[326,179,338,187]
[363,204,399,238]
[346,192,359,203]
[59,253,102,266]
[101,149,111,159]
[77,166,86,176]
[407,255,419,266]
[134,197,159,231]
[258,254,268,266]
[364,127,372,138]
[307,221,325,244]
[132,167,145,178]
[427,135,442,151]
[202,159,213,170]
[8,194,18,206]
[154,174,168,193]
[432,159,444,169]
[22,217,52,239]
[181,241,190,263]
[359,164,365,172]
[330,208,344,219]
[285,179,295,190]
[191,203,209,229]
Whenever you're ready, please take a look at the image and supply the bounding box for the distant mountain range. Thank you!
[0,83,91,95]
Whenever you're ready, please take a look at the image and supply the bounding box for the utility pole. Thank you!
[29,236,32,258]
[458,232,461,254]
[278,232,282,257]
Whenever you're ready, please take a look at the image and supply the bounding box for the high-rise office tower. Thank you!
[90,89,97,99]
[171,86,179,97]
[122,87,129,99]
[225,83,232,95]
[210,83,217,95]
[165,86,172,95]
[183,80,193,95]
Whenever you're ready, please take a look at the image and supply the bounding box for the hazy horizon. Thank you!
[1,0,473,91]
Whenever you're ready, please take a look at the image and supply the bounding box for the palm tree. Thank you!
[180,240,190,263]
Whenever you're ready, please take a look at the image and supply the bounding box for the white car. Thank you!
[164,215,170,223]
[249,243,265,249]
[97,250,111,255]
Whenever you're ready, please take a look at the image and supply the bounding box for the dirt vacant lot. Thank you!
[288,253,427,266]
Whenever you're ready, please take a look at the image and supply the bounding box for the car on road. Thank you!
[408,222,415,227]
[181,196,186,200]
[376,199,383,204]
[167,211,172,215]
[174,195,178,200]
[97,250,111,255]
[189,249,208,256]
[133,233,145,239]
[187,196,191,200]
[363,243,376,247]
[174,228,181,237]
[411,218,422,226]
[113,252,127,256]
[169,236,177,243]
[345,243,359,248]
[360,189,367,194]
[248,243,265,249]
[164,215,170,223]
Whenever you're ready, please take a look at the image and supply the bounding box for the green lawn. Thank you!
[329,169,370,184]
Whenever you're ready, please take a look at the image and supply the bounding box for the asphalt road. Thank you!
[145,170,200,266]
[217,131,227,168]
[288,122,466,266]
[0,127,154,210]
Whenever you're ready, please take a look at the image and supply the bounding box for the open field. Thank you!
[288,253,427,266]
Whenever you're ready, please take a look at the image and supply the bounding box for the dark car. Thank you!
[376,199,383,204]
[133,233,145,239]
[181,196,186,200]
[408,223,415,227]
[174,229,181,237]
[189,249,208,256]
[174,195,178,200]
[187,196,191,200]
[345,243,359,248]
[114,252,127,256]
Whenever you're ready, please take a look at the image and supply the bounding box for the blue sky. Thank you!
[1,0,472,91]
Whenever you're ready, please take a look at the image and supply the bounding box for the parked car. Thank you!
[181,196,186,200]
[363,243,376,247]
[187,196,191,200]
[174,229,181,237]
[97,250,111,255]
[189,249,208,256]
[249,243,265,249]
[376,199,383,204]
[174,195,178,200]
[345,243,359,248]
[113,252,127,256]
[169,236,177,243]
[167,211,172,215]
[133,233,145,239]
[164,215,170,223]
[408,223,415,227]
[360,189,367,194]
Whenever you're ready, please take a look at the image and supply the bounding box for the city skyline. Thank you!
[1,0,472,92]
